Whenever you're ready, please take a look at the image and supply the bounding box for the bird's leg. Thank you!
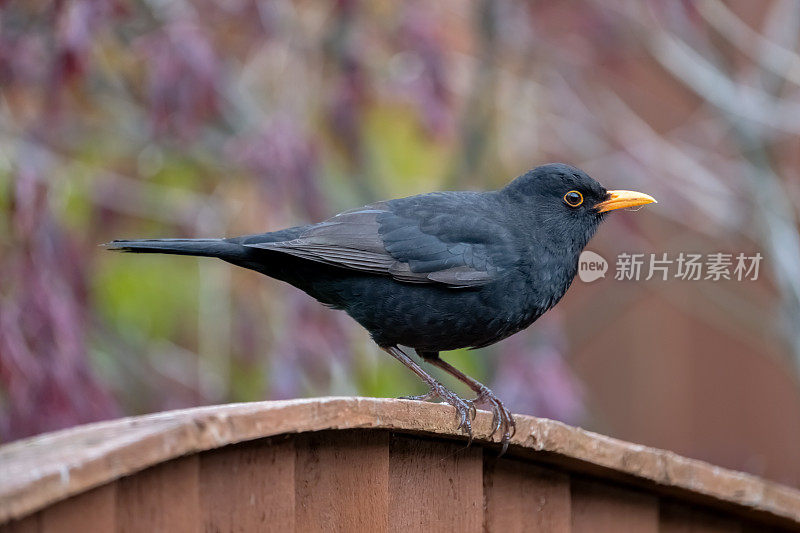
[381,346,474,440]
[415,351,475,421]
[420,353,516,454]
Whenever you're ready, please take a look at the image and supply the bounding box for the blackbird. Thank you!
[107,163,655,451]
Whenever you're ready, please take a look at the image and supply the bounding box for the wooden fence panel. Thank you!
[659,501,742,533]
[295,430,389,533]
[0,515,39,533]
[40,484,116,533]
[483,457,571,532]
[200,437,295,532]
[388,434,483,532]
[1,398,799,532]
[116,455,199,533]
[571,479,659,533]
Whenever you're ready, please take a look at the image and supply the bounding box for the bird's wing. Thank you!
[242,195,518,288]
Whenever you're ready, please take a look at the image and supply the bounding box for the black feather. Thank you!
[107,163,613,352]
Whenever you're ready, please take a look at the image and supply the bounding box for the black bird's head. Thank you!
[502,163,656,256]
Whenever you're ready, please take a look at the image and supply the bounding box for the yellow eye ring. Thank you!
[563,190,584,207]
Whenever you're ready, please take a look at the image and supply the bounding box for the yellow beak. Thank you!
[594,190,657,213]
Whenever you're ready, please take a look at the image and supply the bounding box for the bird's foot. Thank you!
[401,383,475,442]
[470,386,516,454]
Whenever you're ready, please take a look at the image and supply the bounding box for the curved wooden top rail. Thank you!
[1,397,799,526]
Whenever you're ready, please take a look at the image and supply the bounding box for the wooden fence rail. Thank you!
[0,397,798,532]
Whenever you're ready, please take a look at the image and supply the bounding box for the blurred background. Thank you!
[2,0,800,488]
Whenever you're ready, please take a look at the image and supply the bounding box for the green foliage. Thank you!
[94,253,199,343]
[365,104,453,197]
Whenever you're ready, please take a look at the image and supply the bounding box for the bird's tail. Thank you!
[104,238,247,261]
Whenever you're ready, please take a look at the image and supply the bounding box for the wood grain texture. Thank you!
[294,430,389,533]
[200,437,295,532]
[41,484,116,533]
[116,455,199,533]
[1,397,799,529]
[0,484,116,533]
[483,457,571,532]
[571,479,658,533]
[388,434,482,532]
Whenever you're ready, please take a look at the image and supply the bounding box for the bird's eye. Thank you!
[563,190,584,207]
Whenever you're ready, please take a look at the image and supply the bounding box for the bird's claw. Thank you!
[439,385,474,443]
[465,400,477,421]
[401,383,474,442]
[470,386,516,454]
[398,383,514,452]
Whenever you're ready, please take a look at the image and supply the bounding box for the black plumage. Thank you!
[107,163,655,451]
